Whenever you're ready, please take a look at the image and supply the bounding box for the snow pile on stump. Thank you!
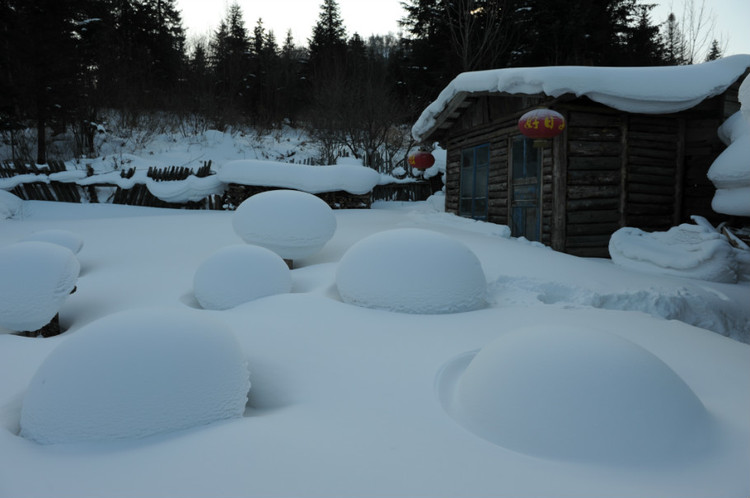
[449,326,710,463]
[336,229,487,314]
[22,229,84,254]
[20,309,250,444]
[0,190,23,219]
[232,190,336,261]
[193,245,291,310]
[608,223,741,283]
[0,241,79,332]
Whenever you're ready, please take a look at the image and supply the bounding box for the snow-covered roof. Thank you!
[413,55,750,142]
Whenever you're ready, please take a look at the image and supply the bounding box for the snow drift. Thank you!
[20,309,250,444]
[608,224,741,283]
[336,228,487,314]
[0,241,79,332]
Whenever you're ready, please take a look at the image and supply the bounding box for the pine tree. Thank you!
[308,0,348,75]
[662,13,687,65]
[210,3,250,121]
[705,39,722,61]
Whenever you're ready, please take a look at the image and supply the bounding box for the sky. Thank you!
[176,0,749,57]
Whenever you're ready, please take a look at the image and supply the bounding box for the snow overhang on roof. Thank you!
[412,54,750,143]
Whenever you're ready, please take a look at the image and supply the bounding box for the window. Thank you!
[459,143,490,220]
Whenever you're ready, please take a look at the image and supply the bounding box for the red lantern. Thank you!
[518,108,566,139]
[408,150,436,170]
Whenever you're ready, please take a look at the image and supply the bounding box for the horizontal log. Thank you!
[568,170,620,186]
[567,222,621,235]
[569,112,622,127]
[627,192,674,204]
[628,164,676,176]
[566,127,621,141]
[568,140,621,156]
[567,197,620,210]
[565,234,612,247]
[567,156,620,171]
[567,185,620,200]
[627,173,675,185]
[626,182,674,195]
[626,204,673,215]
[627,146,675,159]
[567,209,620,224]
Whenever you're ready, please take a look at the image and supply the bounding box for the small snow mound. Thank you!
[0,189,23,219]
[450,326,710,463]
[233,190,336,260]
[336,229,486,314]
[193,245,291,310]
[22,229,84,254]
[609,224,739,283]
[20,309,250,444]
[0,242,79,331]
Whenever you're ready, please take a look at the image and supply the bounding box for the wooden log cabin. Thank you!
[412,55,750,257]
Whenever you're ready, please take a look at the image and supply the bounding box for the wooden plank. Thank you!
[565,126,621,141]
[568,170,620,185]
[627,182,674,195]
[569,112,622,127]
[627,146,675,159]
[567,197,620,210]
[566,222,621,235]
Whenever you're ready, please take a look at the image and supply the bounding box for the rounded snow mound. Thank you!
[336,229,486,314]
[448,326,709,463]
[0,189,23,219]
[193,244,291,310]
[0,241,79,332]
[609,224,739,283]
[20,309,250,444]
[22,229,84,254]
[233,190,336,260]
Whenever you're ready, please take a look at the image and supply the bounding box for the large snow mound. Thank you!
[447,326,710,463]
[193,244,292,310]
[609,224,739,283]
[219,159,381,195]
[413,55,750,141]
[0,241,79,331]
[233,190,336,260]
[20,309,250,444]
[708,75,750,216]
[336,229,487,314]
[0,189,23,219]
[22,229,84,255]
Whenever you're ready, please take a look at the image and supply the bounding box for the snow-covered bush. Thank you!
[336,229,486,314]
[451,326,709,462]
[22,229,84,255]
[193,244,292,310]
[609,224,740,283]
[232,190,336,261]
[20,309,250,444]
[0,241,79,332]
[0,190,23,219]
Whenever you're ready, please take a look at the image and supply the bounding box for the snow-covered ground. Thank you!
[1,196,748,497]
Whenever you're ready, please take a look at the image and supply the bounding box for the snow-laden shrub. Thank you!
[233,190,336,260]
[22,229,84,255]
[0,241,79,332]
[336,229,486,314]
[193,244,291,310]
[609,224,739,283]
[452,326,709,462]
[0,190,23,220]
[20,308,250,444]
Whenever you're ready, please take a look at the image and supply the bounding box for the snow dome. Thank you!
[20,309,250,444]
[193,244,292,310]
[232,190,337,261]
[0,241,79,332]
[22,229,84,255]
[448,326,710,463]
[336,229,487,314]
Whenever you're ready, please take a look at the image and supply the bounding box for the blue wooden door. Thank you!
[511,138,541,241]
[459,144,490,220]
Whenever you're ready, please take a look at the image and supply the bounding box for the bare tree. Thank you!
[444,0,513,72]
[678,0,720,64]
